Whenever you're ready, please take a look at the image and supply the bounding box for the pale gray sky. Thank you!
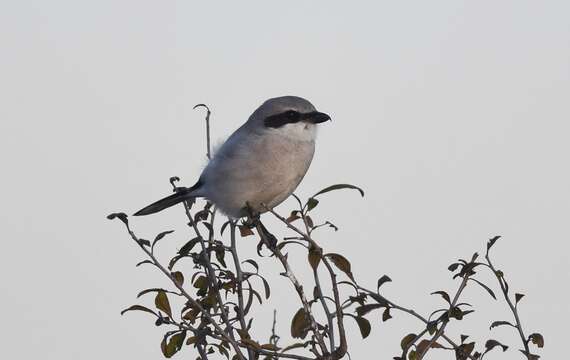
[1,1,568,359]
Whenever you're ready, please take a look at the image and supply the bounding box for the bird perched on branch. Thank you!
[134,96,330,219]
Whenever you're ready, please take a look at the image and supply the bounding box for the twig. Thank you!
[119,220,245,359]
[193,103,212,160]
[254,221,329,357]
[485,248,531,358]
[416,273,470,359]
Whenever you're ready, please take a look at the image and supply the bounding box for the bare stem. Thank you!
[485,249,531,358]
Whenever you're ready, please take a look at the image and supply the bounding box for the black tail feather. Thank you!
[133,188,192,216]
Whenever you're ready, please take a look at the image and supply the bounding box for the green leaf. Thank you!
[515,293,525,305]
[155,290,172,318]
[312,183,365,198]
[120,304,157,317]
[306,198,319,212]
[529,333,544,348]
[290,308,310,339]
[161,331,186,358]
[353,316,371,339]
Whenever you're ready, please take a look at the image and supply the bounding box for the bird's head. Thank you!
[248,96,330,141]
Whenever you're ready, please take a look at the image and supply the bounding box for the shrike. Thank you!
[134,96,330,218]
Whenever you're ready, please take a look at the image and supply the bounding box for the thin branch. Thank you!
[416,273,470,360]
[254,221,329,357]
[119,221,245,359]
[193,103,212,160]
[485,248,531,358]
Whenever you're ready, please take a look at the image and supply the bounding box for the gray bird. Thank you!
[134,96,330,218]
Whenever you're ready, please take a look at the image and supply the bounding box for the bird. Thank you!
[134,96,330,219]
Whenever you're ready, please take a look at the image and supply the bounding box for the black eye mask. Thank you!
[264,110,330,128]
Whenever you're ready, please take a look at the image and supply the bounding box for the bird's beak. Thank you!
[304,111,331,124]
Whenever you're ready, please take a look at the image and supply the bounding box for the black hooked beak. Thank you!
[303,111,331,124]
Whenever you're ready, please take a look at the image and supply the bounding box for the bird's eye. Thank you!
[286,110,298,119]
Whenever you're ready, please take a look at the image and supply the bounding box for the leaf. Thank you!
[120,304,157,317]
[489,320,515,330]
[220,220,231,236]
[484,339,508,353]
[155,290,172,318]
[178,237,200,255]
[215,247,227,267]
[136,260,153,267]
[382,308,392,321]
[242,259,259,272]
[286,210,301,223]
[529,333,544,348]
[193,276,208,291]
[239,225,254,237]
[353,316,371,339]
[431,291,451,304]
[487,235,501,251]
[306,198,319,212]
[471,278,496,299]
[137,288,176,298]
[107,212,128,226]
[448,263,460,272]
[325,253,354,280]
[400,333,417,351]
[138,238,151,247]
[305,215,314,228]
[290,308,310,339]
[161,331,186,358]
[172,271,184,287]
[152,230,175,249]
[377,275,392,291]
[416,339,444,354]
[312,183,365,198]
[515,293,525,305]
[308,247,322,270]
[260,276,271,299]
[355,304,383,317]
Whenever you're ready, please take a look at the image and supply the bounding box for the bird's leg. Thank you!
[243,203,278,251]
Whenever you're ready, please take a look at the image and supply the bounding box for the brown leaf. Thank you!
[529,333,544,348]
[172,271,184,287]
[354,316,371,339]
[308,247,322,270]
[325,253,354,280]
[290,308,311,339]
[239,225,254,237]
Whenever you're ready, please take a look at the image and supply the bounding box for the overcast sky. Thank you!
[1,1,568,359]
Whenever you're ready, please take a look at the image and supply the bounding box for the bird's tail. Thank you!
[133,188,195,216]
